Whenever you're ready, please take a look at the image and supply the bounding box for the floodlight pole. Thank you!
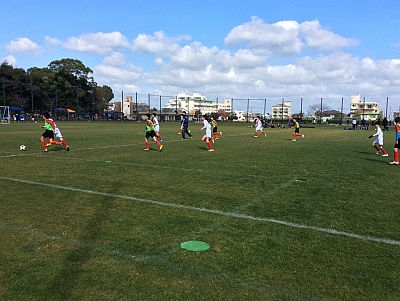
[363,97,365,121]
[148,94,151,114]
[340,97,344,125]
[320,98,323,124]
[386,97,389,118]
[135,92,138,121]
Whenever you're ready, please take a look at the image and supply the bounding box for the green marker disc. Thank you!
[180,240,210,252]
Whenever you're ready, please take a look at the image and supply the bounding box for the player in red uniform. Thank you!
[389,117,400,165]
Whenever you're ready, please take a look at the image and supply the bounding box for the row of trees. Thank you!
[1,59,114,114]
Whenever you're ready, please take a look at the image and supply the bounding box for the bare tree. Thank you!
[308,103,331,117]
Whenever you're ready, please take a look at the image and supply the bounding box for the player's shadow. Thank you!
[44,192,114,300]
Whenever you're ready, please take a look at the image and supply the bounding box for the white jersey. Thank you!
[152,116,160,132]
[48,118,63,138]
[373,126,384,145]
[201,120,212,138]
[255,119,263,131]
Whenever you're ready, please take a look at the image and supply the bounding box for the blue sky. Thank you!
[2,0,400,114]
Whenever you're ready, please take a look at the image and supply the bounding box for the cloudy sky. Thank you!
[1,0,400,113]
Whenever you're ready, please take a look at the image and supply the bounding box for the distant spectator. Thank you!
[352,118,357,130]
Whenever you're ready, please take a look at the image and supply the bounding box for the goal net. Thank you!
[0,106,10,124]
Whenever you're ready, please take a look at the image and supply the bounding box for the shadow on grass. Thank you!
[44,195,114,300]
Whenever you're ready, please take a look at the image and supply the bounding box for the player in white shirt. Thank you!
[369,122,388,156]
[254,116,266,138]
[151,113,163,142]
[199,115,214,152]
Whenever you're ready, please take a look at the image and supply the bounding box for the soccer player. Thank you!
[181,111,193,139]
[144,114,163,151]
[389,117,400,165]
[45,117,70,151]
[210,116,222,139]
[151,112,163,142]
[199,115,214,152]
[292,118,304,141]
[369,122,388,156]
[254,116,266,138]
[40,112,56,152]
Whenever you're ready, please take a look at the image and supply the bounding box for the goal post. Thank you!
[0,106,10,124]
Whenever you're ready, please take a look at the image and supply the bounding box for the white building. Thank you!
[271,100,291,120]
[349,94,379,120]
[163,92,231,115]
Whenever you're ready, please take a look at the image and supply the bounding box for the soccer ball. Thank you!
[19,145,26,151]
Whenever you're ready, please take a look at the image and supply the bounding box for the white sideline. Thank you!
[1,176,400,246]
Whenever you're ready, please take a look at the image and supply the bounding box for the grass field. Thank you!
[1,120,400,301]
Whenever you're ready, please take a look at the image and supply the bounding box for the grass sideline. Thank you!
[0,120,399,301]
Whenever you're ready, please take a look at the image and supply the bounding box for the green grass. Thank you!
[1,120,400,301]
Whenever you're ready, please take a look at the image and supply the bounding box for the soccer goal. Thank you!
[0,106,10,124]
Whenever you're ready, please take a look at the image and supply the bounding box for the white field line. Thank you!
[1,176,400,246]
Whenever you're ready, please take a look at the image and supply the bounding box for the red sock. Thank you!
[145,141,149,148]
[395,151,399,162]
[155,140,161,147]
[157,134,163,140]
[52,140,61,145]
[292,133,296,140]
[62,140,68,146]
[373,145,380,151]
[206,141,213,150]
[46,138,51,144]
[296,133,302,137]
[254,131,258,136]
[41,140,47,150]
[381,147,387,154]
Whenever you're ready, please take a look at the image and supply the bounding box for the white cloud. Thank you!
[168,42,219,70]
[224,17,358,57]
[45,36,62,47]
[132,30,190,55]
[4,38,42,55]
[102,52,126,67]
[299,20,358,51]
[225,17,303,57]
[94,64,142,83]
[1,55,17,66]
[63,32,130,55]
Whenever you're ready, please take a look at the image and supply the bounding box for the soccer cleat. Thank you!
[382,154,388,157]
[375,151,380,155]
[292,139,297,142]
[220,132,222,136]
[46,143,51,147]
[389,161,399,165]
[302,134,304,138]
[42,149,48,153]
[159,145,163,151]
[209,149,214,152]
[211,138,215,144]
[144,148,149,151]
[264,133,267,137]
[253,136,258,138]
[66,145,70,151]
